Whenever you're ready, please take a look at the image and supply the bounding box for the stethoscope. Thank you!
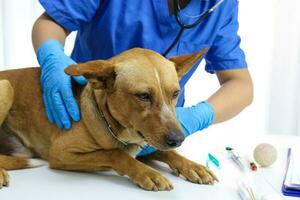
[163,0,225,56]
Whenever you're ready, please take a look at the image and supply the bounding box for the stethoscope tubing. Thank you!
[163,0,225,56]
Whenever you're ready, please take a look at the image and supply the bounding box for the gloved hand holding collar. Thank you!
[37,39,87,129]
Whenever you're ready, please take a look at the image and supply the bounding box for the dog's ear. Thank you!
[168,48,208,78]
[65,60,116,90]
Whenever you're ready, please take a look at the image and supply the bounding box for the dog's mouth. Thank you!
[137,131,166,150]
[137,130,155,146]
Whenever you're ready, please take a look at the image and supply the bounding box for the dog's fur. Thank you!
[0,48,217,190]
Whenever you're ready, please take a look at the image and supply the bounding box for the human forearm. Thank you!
[32,12,69,52]
[207,68,253,124]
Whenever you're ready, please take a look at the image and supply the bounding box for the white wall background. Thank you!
[0,0,300,139]
[0,0,42,68]
[266,0,300,136]
[0,0,75,68]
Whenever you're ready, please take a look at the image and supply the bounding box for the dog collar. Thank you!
[91,89,129,146]
[97,107,128,146]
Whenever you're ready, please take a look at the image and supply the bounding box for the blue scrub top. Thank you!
[39,0,247,107]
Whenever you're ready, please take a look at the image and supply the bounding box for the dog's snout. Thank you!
[165,132,185,148]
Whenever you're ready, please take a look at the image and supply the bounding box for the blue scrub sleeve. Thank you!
[39,0,102,31]
[205,1,247,73]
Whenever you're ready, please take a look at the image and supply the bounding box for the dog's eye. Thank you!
[171,90,180,99]
[135,92,151,102]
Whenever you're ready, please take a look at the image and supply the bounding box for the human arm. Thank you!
[32,12,69,52]
[32,12,87,129]
[175,68,253,136]
[208,68,253,124]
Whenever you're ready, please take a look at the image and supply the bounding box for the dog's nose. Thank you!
[165,132,185,148]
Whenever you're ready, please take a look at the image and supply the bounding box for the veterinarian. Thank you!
[32,0,253,156]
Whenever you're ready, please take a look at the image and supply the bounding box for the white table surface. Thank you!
[0,133,299,200]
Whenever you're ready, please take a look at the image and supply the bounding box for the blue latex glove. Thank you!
[37,39,87,129]
[137,101,215,157]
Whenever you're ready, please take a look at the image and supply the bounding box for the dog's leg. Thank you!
[139,150,218,184]
[0,155,43,170]
[0,80,14,125]
[0,80,43,188]
[0,155,44,188]
[49,147,173,191]
[0,79,14,188]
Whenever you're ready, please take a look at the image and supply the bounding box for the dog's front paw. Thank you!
[132,169,173,191]
[170,160,218,184]
[0,168,9,188]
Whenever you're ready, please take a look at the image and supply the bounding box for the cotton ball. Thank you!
[253,143,277,167]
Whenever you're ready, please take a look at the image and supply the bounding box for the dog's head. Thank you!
[65,48,207,150]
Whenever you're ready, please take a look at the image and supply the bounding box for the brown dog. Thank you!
[0,48,217,190]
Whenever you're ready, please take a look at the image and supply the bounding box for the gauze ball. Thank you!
[253,143,277,167]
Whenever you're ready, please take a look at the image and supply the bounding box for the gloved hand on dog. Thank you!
[37,39,87,129]
[138,101,214,156]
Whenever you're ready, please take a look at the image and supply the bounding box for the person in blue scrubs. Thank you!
[32,0,253,156]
